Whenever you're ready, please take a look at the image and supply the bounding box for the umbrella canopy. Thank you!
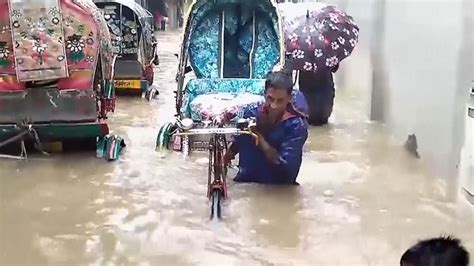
[279,3,359,72]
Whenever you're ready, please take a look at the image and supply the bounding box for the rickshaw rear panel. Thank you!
[0,0,112,123]
[0,0,122,159]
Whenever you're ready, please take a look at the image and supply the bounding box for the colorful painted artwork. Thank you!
[8,0,69,82]
[0,41,10,67]
[0,0,114,93]
[0,7,15,74]
[99,3,139,55]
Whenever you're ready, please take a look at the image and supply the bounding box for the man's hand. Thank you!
[255,132,279,164]
[223,150,235,165]
[256,108,277,134]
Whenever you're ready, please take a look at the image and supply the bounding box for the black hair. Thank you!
[265,71,293,95]
[400,236,469,266]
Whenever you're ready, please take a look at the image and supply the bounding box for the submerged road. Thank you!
[0,31,473,265]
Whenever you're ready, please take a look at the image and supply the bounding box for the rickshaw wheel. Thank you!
[211,189,222,220]
[145,87,159,100]
[156,122,173,151]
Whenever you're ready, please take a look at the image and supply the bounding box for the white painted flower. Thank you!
[343,49,350,56]
[32,42,47,53]
[318,35,325,41]
[338,36,345,45]
[314,49,323,58]
[326,56,339,67]
[318,22,326,31]
[352,28,359,36]
[0,47,9,59]
[292,49,304,59]
[329,23,339,30]
[331,41,339,50]
[31,21,46,32]
[343,28,351,35]
[329,13,340,23]
[303,62,313,71]
[1,26,9,34]
[349,38,357,47]
[289,33,298,43]
[305,36,312,45]
[66,37,85,53]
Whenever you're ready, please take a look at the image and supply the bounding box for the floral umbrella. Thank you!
[280,4,359,72]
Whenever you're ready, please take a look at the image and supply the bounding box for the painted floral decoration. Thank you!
[66,34,85,52]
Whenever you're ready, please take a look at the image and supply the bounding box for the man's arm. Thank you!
[257,118,308,183]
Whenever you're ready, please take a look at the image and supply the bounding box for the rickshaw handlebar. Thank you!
[174,118,258,139]
[174,127,257,138]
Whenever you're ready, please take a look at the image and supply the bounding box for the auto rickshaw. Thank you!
[0,0,124,160]
[94,0,159,96]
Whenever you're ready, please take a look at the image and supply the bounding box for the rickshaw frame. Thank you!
[159,0,286,219]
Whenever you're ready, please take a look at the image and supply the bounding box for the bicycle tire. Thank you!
[210,189,222,220]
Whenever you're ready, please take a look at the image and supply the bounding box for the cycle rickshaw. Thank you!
[0,0,124,160]
[156,0,284,219]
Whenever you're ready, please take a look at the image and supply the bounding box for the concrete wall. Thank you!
[323,0,473,197]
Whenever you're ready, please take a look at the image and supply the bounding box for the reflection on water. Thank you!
[1,31,473,265]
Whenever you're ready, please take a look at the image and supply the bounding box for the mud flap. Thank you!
[141,80,149,92]
[96,135,126,161]
[156,122,173,151]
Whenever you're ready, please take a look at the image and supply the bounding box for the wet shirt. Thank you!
[232,91,309,184]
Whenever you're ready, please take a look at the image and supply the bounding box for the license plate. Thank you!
[114,80,141,89]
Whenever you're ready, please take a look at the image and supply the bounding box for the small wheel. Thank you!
[156,122,173,151]
[146,87,159,100]
[210,189,222,220]
[153,54,160,66]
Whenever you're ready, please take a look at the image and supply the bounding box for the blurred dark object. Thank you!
[400,236,469,266]
[298,69,335,125]
[404,134,420,158]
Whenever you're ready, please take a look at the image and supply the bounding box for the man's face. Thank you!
[264,87,292,119]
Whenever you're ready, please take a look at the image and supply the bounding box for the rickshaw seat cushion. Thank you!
[182,78,266,121]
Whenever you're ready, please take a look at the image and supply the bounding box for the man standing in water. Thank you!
[224,71,309,184]
[298,64,339,126]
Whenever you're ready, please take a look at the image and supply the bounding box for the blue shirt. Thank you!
[231,91,309,184]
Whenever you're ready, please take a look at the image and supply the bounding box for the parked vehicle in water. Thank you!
[156,0,284,219]
[94,0,159,96]
[0,0,124,160]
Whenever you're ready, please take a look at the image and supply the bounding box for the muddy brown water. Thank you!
[1,31,473,265]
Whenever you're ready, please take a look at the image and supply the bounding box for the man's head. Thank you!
[400,236,469,266]
[264,71,293,118]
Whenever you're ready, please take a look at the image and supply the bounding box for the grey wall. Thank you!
[323,0,473,197]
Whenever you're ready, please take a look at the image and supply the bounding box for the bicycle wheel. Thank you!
[210,189,222,220]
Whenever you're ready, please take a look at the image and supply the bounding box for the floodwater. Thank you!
[1,31,473,265]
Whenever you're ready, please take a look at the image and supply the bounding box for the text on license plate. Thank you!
[114,80,141,89]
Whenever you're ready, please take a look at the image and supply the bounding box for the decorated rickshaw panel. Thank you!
[7,0,69,82]
[0,0,113,88]
[0,0,15,76]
